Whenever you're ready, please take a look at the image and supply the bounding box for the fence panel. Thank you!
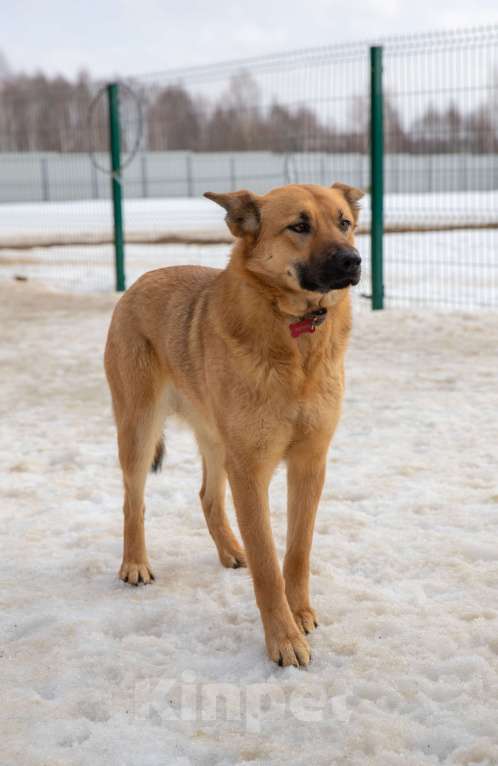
[382,27,498,309]
[0,80,117,291]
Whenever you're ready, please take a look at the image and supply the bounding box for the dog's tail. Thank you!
[150,435,165,473]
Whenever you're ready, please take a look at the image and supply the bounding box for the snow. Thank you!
[1,228,497,309]
[2,279,498,765]
[0,198,226,246]
[0,191,497,246]
[1,194,497,309]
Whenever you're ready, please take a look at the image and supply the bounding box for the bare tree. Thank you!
[1,60,496,156]
[465,106,497,153]
[207,70,266,150]
[146,84,201,150]
[0,50,10,80]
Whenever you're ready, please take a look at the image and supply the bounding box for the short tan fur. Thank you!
[104,182,363,667]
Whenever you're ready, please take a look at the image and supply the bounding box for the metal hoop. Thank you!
[87,81,144,176]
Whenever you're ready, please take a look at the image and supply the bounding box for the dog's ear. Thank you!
[331,182,364,222]
[204,190,260,239]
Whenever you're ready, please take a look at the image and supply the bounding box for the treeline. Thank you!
[0,71,101,152]
[0,68,497,154]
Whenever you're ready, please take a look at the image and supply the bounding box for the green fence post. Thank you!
[107,82,126,292]
[370,46,384,310]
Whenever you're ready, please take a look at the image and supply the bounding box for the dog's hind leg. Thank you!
[106,337,166,585]
[197,437,246,569]
[117,407,163,585]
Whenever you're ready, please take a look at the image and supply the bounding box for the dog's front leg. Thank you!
[227,458,311,667]
[284,435,330,635]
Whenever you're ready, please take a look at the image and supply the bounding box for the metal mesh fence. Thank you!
[381,27,498,308]
[118,41,373,303]
[0,78,117,290]
[0,25,497,306]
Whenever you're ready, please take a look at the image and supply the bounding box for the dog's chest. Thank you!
[273,362,344,433]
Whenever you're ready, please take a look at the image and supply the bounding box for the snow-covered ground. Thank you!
[1,228,497,309]
[2,280,498,765]
[1,193,497,309]
[0,192,497,246]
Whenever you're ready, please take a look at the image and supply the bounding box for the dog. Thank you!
[104,182,363,667]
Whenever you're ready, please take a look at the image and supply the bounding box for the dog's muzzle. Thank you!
[297,247,362,292]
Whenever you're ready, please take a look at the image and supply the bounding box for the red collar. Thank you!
[289,307,327,338]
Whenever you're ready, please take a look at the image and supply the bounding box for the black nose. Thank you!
[335,249,361,274]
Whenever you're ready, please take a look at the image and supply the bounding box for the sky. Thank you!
[2,0,498,79]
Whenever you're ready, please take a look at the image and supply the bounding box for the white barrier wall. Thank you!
[1,151,498,203]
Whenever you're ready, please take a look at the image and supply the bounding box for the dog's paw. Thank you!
[119,560,155,586]
[292,607,319,636]
[267,630,311,668]
[264,614,311,667]
[217,541,247,569]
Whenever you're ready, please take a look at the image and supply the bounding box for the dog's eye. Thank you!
[339,218,351,232]
[288,221,311,234]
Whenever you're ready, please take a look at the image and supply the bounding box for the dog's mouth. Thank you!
[323,274,361,291]
[296,266,361,293]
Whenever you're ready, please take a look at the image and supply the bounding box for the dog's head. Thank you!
[204,183,363,299]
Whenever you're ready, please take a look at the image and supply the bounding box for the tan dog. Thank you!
[104,182,363,667]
